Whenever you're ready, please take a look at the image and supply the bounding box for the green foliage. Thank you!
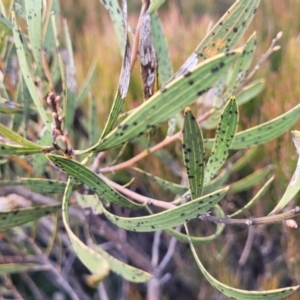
[0,0,300,299]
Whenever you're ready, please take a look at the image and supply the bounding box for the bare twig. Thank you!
[200,206,300,226]
[98,173,176,210]
[151,231,162,267]
[98,282,109,300]
[238,226,255,266]
[237,31,283,92]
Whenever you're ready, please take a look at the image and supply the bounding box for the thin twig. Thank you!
[151,231,162,267]
[200,206,300,226]
[98,173,176,210]
[237,31,283,92]
[238,226,255,266]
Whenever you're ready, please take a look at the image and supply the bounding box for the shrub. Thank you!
[0,0,300,299]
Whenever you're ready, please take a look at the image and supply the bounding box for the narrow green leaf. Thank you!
[99,0,126,55]
[0,204,60,230]
[62,177,110,279]
[205,104,300,149]
[186,225,299,300]
[0,11,12,30]
[0,143,42,155]
[100,187,229,232]
[12,11,52,132]
[0,263,41,275]
[150,13,172,85]
[0,123,41,149]
[25,0,43,72]
[82,50,241,153]
[75,60,97,106]
[148,0,165,13]
[88,92,100,145]
[63,20,77,131]
[0,178,81,194]
[204,97,238,184]
[174,0,260,78]
[183,108,205,199]
[0,97,35,115]
[230,175,274,217]
[222,32,257,101]
[42,0,60,58]
[236,79,265,106]
[47,154,143,209]
[269,130,300,214]
[100,39,130,138]
[88,234,151,283]
[132,167,187,195]
[166,204,225,244]
[230,166,273,194]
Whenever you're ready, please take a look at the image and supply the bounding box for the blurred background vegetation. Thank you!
[2,0,300,299]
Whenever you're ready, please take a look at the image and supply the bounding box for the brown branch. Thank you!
[200,206,300,226]
[98,173,176,210]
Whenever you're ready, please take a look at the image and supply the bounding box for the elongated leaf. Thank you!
[222,32,256,101]
[47,154,143,209]
[0,204,60,229]
[99,0,125,54]
[236,79,265,106]
[82,50,241,153]
[11,12,52,132]
[0,123,41,149]
[148,0,165,13]
[269,130,300,214]
[166,204,225,244]
[62,177,110,280]
[230,166,273,193]
[173,0,260,78]
[100,187,228,232]
[25,0,43,72]
[0,178,81,194]
[205,104,300,149]
[88,92,100,145]
[75,61,97,106]
[230,175,274,217]
[0,11,12,30]
[132,167,187,195]
[0,143,42,155]
[101,39,130,138]
[186,225,299,299]
[183,108,205,199]
[88,235,151,283]
[43,0,60,58]
[204,97,238,184]
[0,263,41,275]
[150,12,172,85]
[0,97,35,115]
